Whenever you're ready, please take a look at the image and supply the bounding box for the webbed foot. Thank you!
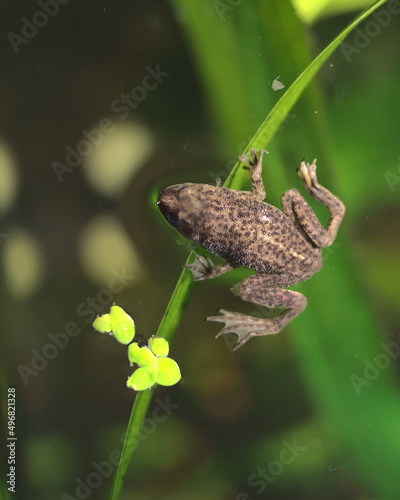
[207,309,277,351]
[207,277,308,350]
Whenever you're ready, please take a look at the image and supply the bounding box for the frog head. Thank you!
[157,183,213,242]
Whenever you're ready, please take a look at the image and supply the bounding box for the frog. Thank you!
[157,149,345,350]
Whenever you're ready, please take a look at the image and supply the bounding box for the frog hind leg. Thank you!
[207,273,307,350]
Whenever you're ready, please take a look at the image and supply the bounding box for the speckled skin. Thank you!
[157,149,345,350]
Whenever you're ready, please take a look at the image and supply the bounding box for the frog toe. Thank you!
[238,149,268,169]
[298,159,319,190]
[185,252,214,280]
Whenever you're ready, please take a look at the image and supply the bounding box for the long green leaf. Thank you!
[225,0,388,189]
[109,1,388,497]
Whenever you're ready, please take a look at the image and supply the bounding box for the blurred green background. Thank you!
[1,1,400,499]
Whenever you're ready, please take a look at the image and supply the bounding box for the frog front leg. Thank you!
[239,148,269,201]
[207,273,307,350]
[185,252,239,280]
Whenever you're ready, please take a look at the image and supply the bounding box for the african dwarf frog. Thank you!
[157,149,345,350]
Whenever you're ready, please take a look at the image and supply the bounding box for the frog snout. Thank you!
[157,186,180,227]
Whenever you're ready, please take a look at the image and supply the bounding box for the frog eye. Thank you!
[157,187,180,227]
[170,217,179,228]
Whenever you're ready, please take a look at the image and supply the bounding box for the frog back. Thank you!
[195,187,319,274]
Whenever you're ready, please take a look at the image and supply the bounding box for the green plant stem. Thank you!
[108,1,388,498]
[108,268,193,499]
[109,388,155,499]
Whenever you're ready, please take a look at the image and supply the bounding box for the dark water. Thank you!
[1,2,400,499]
